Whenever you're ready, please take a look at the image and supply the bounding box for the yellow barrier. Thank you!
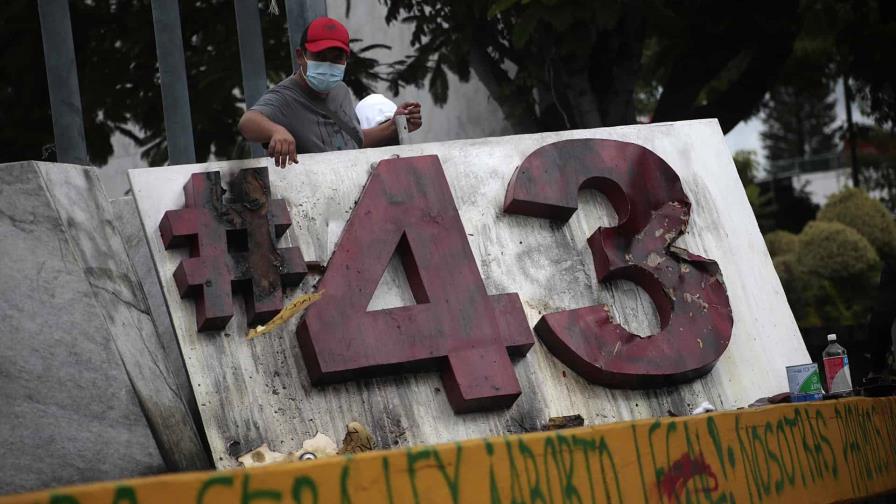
[3,397,894,503]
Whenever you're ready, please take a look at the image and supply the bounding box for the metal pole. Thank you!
[843,74,860,188]
[37,0,89,165]
[234,0,268,158]
[284,0,327,72]
[150,0,196,165]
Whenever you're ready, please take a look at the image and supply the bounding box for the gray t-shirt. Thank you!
[250,76,363,153]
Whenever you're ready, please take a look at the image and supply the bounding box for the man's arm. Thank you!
[238,110,297,167]
[362,119,398,148]
[362,101,423,148]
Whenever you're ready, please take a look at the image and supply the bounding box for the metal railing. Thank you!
[37,0,326,166]
[766,151,841,178]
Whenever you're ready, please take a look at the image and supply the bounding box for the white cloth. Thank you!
[355,94,398,129]
[691,401,717,415]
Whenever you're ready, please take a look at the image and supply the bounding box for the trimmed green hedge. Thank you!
[818,187,896,263]
[763,188,894,328]
[796,221,880,281]
[765,230,798,258]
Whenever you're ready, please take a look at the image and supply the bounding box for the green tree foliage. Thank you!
[793,221,880,326]
[764,230,798,257]
[854,125,896,211]
[731,148,818,235]
[766,189,896,328]
[796,221,880,281]
[759,1,842,176]
[759,179,818,234]
[381,0,896,138]
[817,187,896,263]
[732,150,775,232]
[835,1,896,131]
[12,0,896,167]
[770,221,880,327]
[760,81,838,166]
[757,0,895,176]
[382,0,802,134]
[1,0,392,166]
[762,1,896,220]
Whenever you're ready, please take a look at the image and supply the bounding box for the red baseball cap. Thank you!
[304,17,350,54]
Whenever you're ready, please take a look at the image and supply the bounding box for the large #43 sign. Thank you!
[161,139,733,414]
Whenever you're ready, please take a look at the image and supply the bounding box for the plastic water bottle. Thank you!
[823,334,853,396]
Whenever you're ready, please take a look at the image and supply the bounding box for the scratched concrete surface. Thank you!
[0,161,166,494]
[129,119,809,468]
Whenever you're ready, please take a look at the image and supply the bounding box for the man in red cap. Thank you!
[239,17,423,167]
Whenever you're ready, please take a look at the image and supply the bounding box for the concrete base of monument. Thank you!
[0,161,210,494]
[129,119,811,469]
[0,161,164,494]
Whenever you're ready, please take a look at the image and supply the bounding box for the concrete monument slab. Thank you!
[130,119,809,468]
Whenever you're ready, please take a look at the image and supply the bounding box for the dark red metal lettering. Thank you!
[159,168,306,331]
[503,139,733,387]
[298,155,534,413]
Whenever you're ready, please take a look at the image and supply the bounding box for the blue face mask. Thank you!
[304,60,346,93]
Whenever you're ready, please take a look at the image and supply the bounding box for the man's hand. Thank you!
[268,125,298,168]
[361,101,423,148]
[239,111,298,168]
[394,101,423,133]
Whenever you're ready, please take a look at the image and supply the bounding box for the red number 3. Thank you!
[504,139,733,387]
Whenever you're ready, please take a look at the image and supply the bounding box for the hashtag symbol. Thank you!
[159,167,306,331]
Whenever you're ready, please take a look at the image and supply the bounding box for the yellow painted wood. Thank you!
[3,397,894,503]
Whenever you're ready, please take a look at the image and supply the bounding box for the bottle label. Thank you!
[823,356,852,393]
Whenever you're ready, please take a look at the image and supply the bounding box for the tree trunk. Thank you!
[534,81,572,132]
[653,0,800,133]
[592,0,645,126]
[651,38,741,124]
[689,21,800,135]
[559,65,603,129]
[843,74,861,187]
[467,45,540,134]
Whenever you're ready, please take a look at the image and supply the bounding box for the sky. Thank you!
[725,117,765,161]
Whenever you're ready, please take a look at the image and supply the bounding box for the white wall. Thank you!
[792,168,854,206]
[327,0,513,144]
[97,131,149,198]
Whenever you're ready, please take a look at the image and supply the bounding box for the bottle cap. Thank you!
[827,334,837,342]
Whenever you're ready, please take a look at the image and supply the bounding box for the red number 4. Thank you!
[298,156,534,413]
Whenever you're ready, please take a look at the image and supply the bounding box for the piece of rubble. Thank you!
[238,443,289,467]
[542,414,585,431]
[292,432,339,461]
[338,422,376,454]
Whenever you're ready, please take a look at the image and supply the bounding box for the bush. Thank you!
[773,222,883,327]
[773,252,828,327]
[817,188,896,263]
[795,221,881,282]
[765,230,798,257]
[772,253,797,282]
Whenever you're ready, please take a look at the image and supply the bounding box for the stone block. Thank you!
[0,161,204,495]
